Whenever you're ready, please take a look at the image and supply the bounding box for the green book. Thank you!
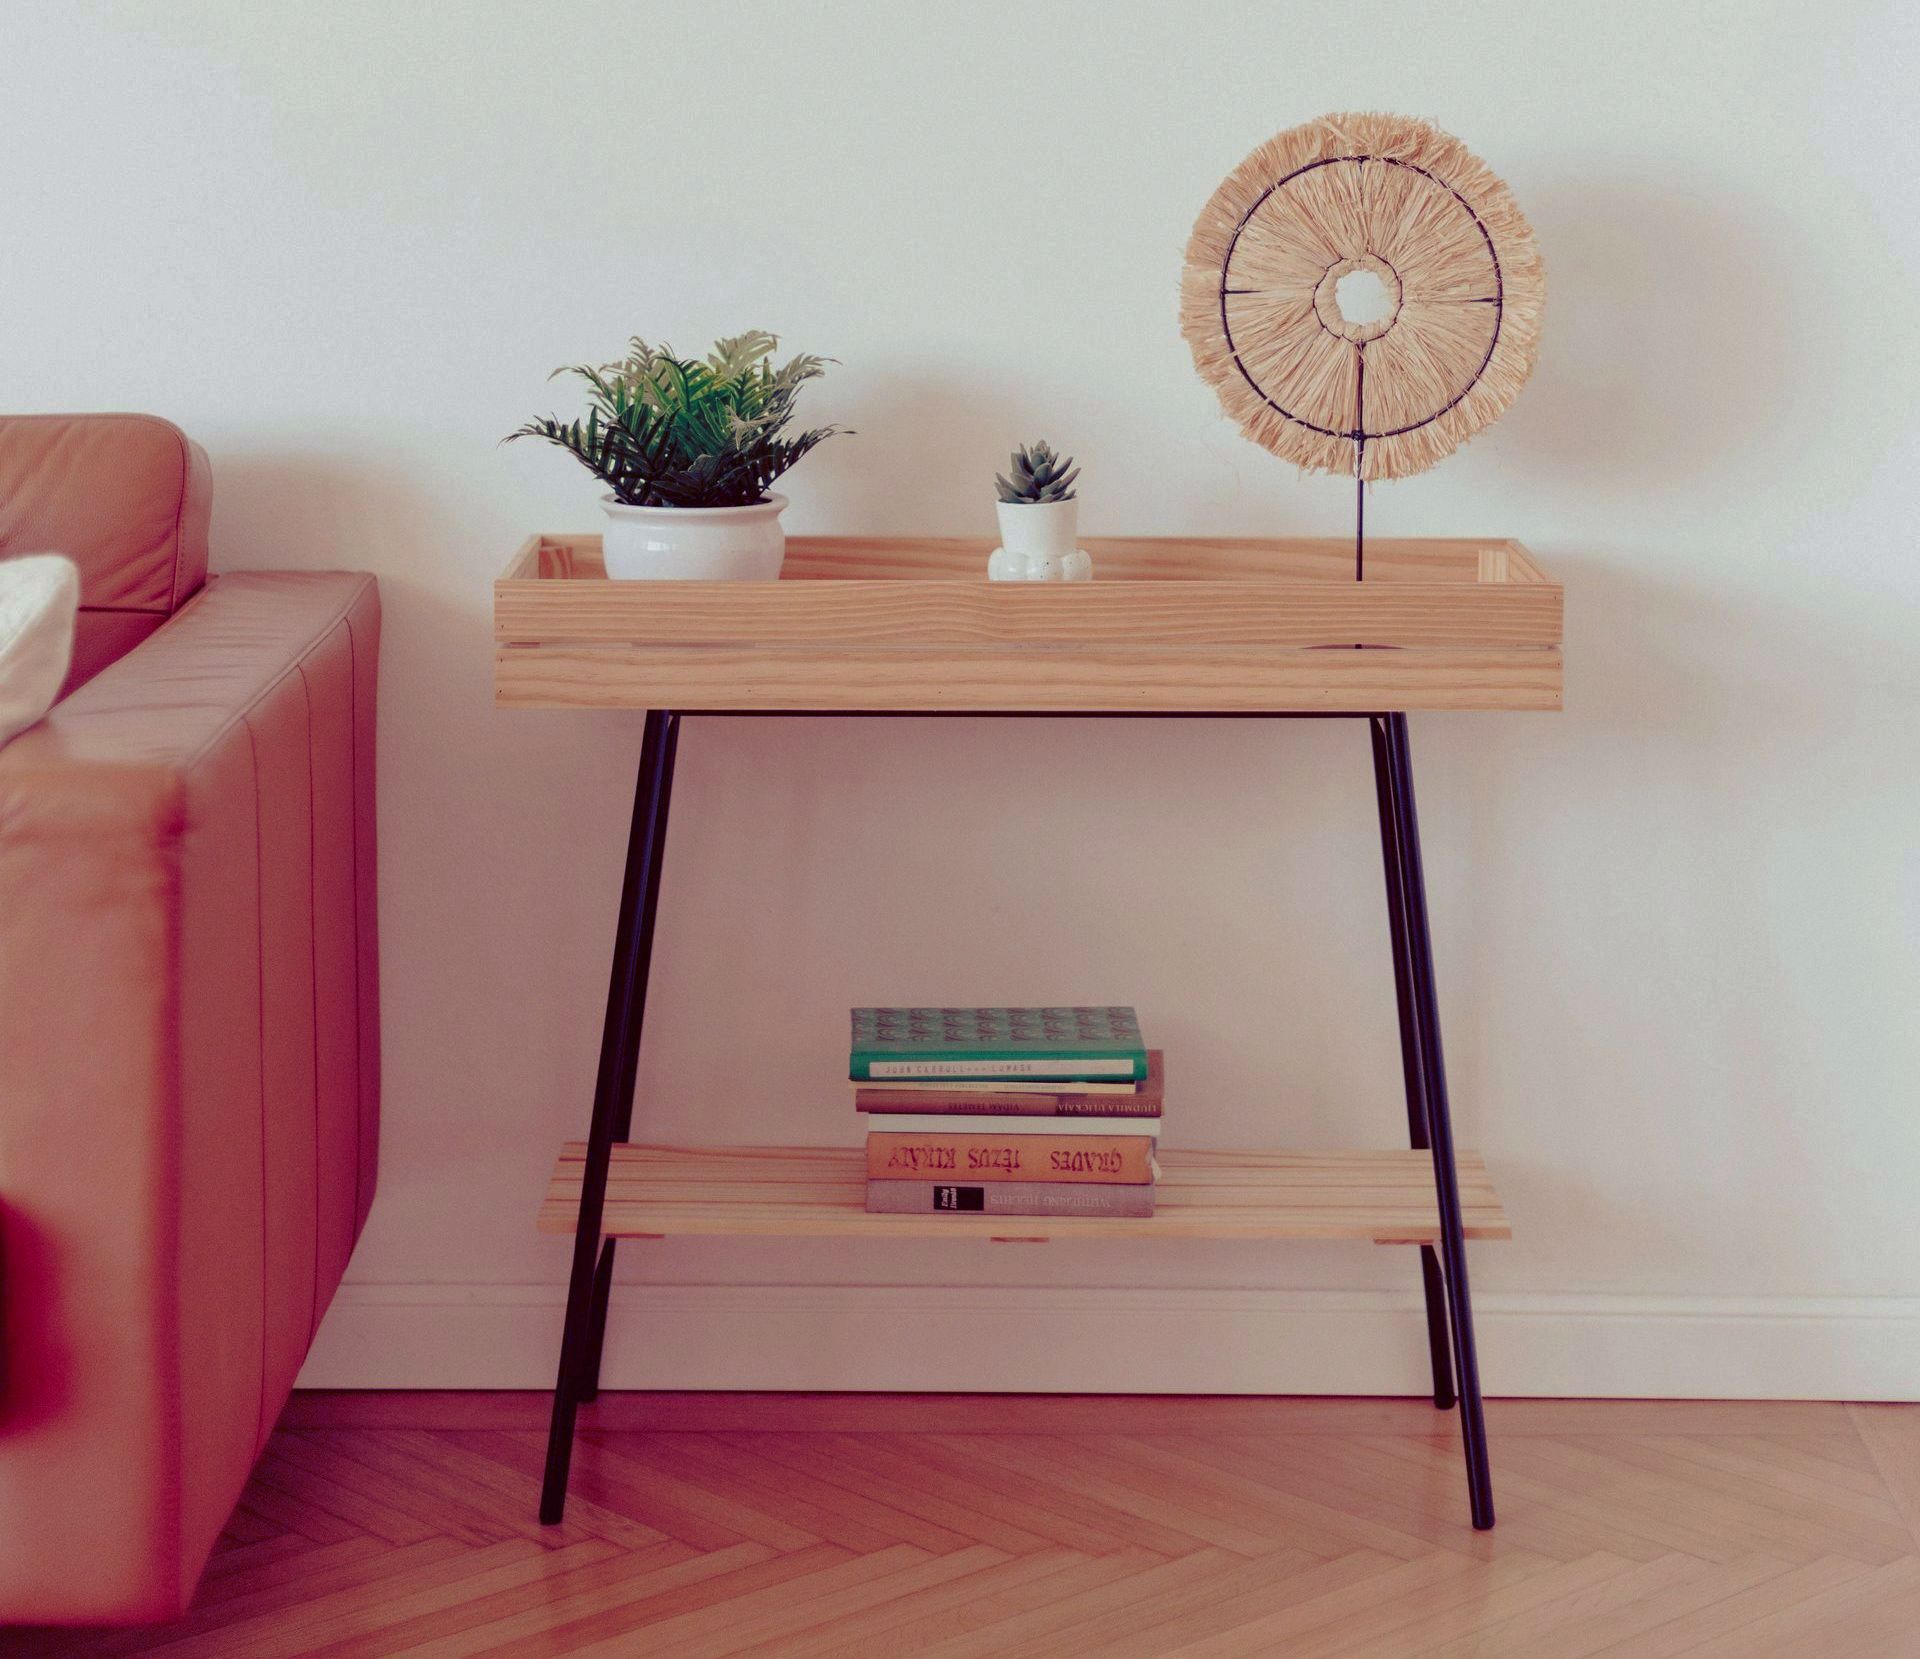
[849,1006,1148,1082]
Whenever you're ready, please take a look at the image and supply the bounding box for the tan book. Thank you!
[865,1133,1157,1185]
[865,1180,1155,1218]
[860,1112,1159,1138]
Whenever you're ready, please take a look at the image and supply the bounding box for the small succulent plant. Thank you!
[995,440,1080,504]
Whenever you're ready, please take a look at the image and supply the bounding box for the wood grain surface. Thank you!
[15,1399,1920,1655]
[495,535,1564,713]
[538,1144,1511,1244]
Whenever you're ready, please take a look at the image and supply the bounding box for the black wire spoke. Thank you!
[1216,154,1506,443]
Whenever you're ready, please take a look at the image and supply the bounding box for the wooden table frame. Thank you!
[503,536,1562,1534]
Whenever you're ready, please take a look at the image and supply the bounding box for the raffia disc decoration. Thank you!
[1181,113,1544,481]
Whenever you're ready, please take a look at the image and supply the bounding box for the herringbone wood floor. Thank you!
[12,1395,1920,1657]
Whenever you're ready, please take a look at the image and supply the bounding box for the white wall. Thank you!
[8,1,1918,1397]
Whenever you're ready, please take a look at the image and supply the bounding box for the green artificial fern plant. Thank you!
[509,331,846,509]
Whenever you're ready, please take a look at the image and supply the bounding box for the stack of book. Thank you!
[853,1006,1161,1218]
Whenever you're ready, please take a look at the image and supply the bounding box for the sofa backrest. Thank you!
[0,413,212,696]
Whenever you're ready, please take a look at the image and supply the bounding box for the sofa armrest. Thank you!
[0,570,379,1623]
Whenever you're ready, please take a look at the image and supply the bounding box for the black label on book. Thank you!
[933,1185,986,1211]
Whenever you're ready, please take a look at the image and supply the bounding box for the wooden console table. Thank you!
[497,532,1563,1532]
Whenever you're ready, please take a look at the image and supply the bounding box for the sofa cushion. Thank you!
[0,553,79,746]
[0,414,212,697]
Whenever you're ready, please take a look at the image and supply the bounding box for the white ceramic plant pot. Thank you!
[600,493,788,580]
[987,499,1092,581]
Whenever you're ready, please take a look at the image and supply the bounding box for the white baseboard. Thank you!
[295,1281,1920,1400]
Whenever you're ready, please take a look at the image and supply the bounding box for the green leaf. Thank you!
[513,331,847,506]
[995,439,1077,502]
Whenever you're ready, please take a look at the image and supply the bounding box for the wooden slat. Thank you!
[791,534,1479,581]
[496,578,1561,649]
[496,643,1562,713]
[1504,545,1553,585]
[536,1144,1510,1243]
[494,534,1562,713]
[499,531,546,582]
[517,534,1524,584]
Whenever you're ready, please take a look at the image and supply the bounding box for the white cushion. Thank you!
[0,553,80,748]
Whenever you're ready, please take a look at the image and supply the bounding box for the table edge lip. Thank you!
[498,531,1560,589]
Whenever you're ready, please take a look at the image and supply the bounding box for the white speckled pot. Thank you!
[600,493,787,580]
[987,499,1091,581]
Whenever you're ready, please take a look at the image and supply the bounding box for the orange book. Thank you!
[865,1133,1157,1185]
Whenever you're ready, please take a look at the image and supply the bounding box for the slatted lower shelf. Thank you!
[539,1144,1509,1244]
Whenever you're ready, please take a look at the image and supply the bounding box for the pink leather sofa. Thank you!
[0,415,380,1625]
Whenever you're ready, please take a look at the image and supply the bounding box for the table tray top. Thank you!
[496,534,1562,713]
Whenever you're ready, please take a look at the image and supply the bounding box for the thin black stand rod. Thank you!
[1355,449,1366,582]
[540,708,679,1525]
[1354,344,1367,583]
[1369,718,1456,1411]
[1381,712,1495,1528]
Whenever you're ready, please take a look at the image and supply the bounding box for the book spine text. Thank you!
[865,1134,1156,1184]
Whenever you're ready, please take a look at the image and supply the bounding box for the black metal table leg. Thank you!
[536,704,1496,1533]
[1369,717,1457,1413]
[575,1237,619,1408]
[1380,712,1495,1529]
[540,709,680,1525]
[578,711,681,1406]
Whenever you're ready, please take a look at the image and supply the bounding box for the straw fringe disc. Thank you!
[1181,113,1544,481]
